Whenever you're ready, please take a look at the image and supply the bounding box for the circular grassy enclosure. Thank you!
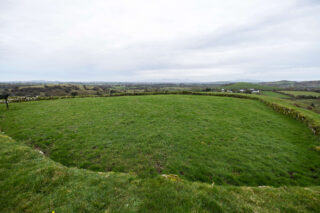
[0,95,319,186]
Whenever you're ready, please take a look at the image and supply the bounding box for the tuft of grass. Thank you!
[161,174,182,182]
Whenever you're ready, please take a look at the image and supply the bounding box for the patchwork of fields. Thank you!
[0,94,320,212]
[281,91,320,98]
[261,90,320,114]
[261,91,291,99]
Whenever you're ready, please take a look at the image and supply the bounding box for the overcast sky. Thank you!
[1,0,320,82]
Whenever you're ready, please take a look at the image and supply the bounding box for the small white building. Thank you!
[239,89,245,93]
[252,90,260,94]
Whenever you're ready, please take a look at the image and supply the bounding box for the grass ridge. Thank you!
[1,132,320,212]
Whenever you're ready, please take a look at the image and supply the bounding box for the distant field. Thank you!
[294,99,320,114]
[1,95,319,186]
[261,80,320,89]
[261,91,291,98]
[281,91,320,98]
[220,82,278,90]
[260,90,320,114]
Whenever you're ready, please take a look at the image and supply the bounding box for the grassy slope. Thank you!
[1,95,319,186]
[294,99,320,114]
[257,94,320,125]
[261,81,320,89]
[260,91,320,114]
[260,81,297,88]
[1,134,320,213]
[198,92,320,132]
[281,91,320,97]
[220,82,277,90]
[261,91,291,99]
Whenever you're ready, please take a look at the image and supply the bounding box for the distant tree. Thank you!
[64,87,72,93]
[109,90,116,96]
[71,92,78,97]
[0,94,9,109]
[92,87,100,91]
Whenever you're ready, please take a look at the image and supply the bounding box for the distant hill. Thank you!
[220,82,277,90]
[261,80,320,89]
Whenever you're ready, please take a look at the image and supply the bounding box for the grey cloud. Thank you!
[0,0,320,82]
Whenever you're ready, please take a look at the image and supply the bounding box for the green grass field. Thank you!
[1,95,319,186]
[220,82,278,90]
[1,94,320,212]
[281,91,320,98]
[261,91,291,99]
[294,99,320,114]
[1,133,319,212]
[261,91,320,114]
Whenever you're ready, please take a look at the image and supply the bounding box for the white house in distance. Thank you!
[221,88,260,94]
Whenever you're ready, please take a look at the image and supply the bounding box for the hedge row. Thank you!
[2,91,320,135]
[4,91,188,103]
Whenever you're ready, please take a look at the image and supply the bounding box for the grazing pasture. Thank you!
[220,82,277,90]
[1,95,319,186]
[261,91,320,114]
[261,91,291,99]
[293,99,320,114]
[281,91,320,98]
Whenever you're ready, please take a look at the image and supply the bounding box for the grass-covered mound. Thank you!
[1,95,319,186]
[1,134,319,212]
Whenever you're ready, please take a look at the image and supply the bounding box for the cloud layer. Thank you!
[1,0,320,82]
